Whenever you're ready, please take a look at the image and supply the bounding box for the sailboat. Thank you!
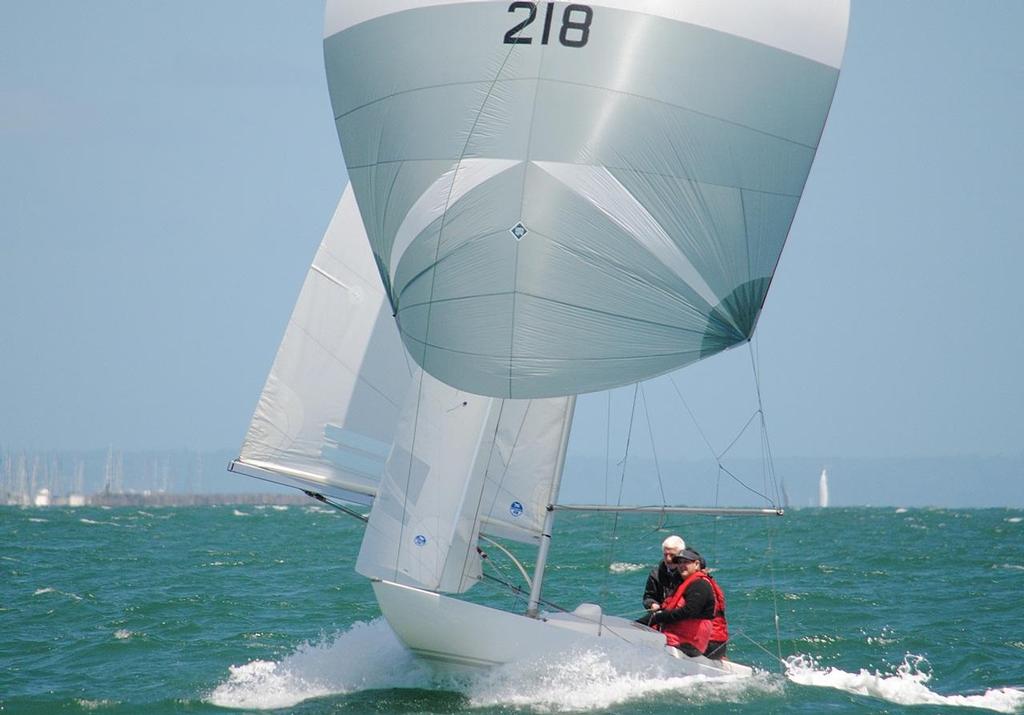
[819,468,830,508]
[232,0,848,677]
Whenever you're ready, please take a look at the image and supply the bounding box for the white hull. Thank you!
[372,579,752,677]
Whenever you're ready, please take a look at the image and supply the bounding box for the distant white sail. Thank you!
[818,468,830,508]
[232,186,414,503]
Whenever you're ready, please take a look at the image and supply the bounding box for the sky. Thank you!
[2,2,1022,504]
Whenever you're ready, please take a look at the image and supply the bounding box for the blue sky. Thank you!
[2,2,1022,502]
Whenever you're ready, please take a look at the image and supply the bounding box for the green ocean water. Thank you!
[2,505,1023,713]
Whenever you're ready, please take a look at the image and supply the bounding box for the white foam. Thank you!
[79,517,120,527]
[232,509,250,517]
[28,517,48,523]
[608,562,646,574]
[1006,517,1022,523]
[76,699,116,710]
[34,586,82,601]
[206,619,431,710]
[785,654,1024,713]
[467,644,780,712]
[114,629,133,640]
[207,618,779,711]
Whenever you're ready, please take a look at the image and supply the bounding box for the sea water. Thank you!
[2,505,1023,713]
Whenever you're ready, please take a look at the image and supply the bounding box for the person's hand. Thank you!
[648,602,661,611]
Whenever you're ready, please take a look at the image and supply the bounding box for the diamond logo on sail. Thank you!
[413,535,427,546]
[509,222,528,240]
[509,501,524,517]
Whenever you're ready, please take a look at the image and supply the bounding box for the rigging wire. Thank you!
[639,383,668,509]
[653,339,786,669]
[600,383,641,601]
[745,339,786,671]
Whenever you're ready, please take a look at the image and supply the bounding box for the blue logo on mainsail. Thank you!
[509,501,524,517]
[414,534,427,546]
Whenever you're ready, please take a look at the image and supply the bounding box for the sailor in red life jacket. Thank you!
[647,548,714,657]
[698,555,729,660]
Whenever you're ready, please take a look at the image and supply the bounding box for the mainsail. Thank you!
[323,0,849,398]
[231,186,413,503]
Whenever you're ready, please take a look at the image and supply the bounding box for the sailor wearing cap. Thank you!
[648,548,716,657]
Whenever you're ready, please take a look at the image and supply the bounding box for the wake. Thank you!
[465,647,779,712]
[208,620,1024,713]
[206,620,432,710]
[206,618,779,711]
[785,654,1024,713]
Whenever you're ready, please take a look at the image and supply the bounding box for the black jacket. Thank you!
[642,562,683,609]
[651,577,714,625]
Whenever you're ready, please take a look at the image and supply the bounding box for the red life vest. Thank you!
[657,571,713,652]
[707,575,729,642]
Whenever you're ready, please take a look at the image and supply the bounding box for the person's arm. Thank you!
[652,580,712,624]
[642,569,660,609]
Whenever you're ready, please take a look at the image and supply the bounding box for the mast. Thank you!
[526,395,577,618]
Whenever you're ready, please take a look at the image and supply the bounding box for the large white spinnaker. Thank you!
[357,369,574,593]
[231,186,413,503]
[323,0,849,399]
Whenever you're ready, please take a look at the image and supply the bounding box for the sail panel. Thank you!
[235,186,413,499]
[324,1,848,398]
[325,1,848,69]
[356,371,493,593]
[477,396,574,544]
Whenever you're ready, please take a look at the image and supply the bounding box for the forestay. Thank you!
[231,186,413,504]
[323,0,849,398]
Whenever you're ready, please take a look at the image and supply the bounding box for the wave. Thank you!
[206,619,431,710]
[608,562,646,574]
[785,654,1024,713]
[34,586,82,601]
[467,646,780,712]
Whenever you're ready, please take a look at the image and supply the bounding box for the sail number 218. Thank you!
[503,3,594,48]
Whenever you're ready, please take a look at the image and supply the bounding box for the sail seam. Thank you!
[335,77,819,151]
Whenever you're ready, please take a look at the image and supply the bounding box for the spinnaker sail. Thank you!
[323,0,849,398]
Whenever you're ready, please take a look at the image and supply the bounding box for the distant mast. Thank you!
[818,468,830,508]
